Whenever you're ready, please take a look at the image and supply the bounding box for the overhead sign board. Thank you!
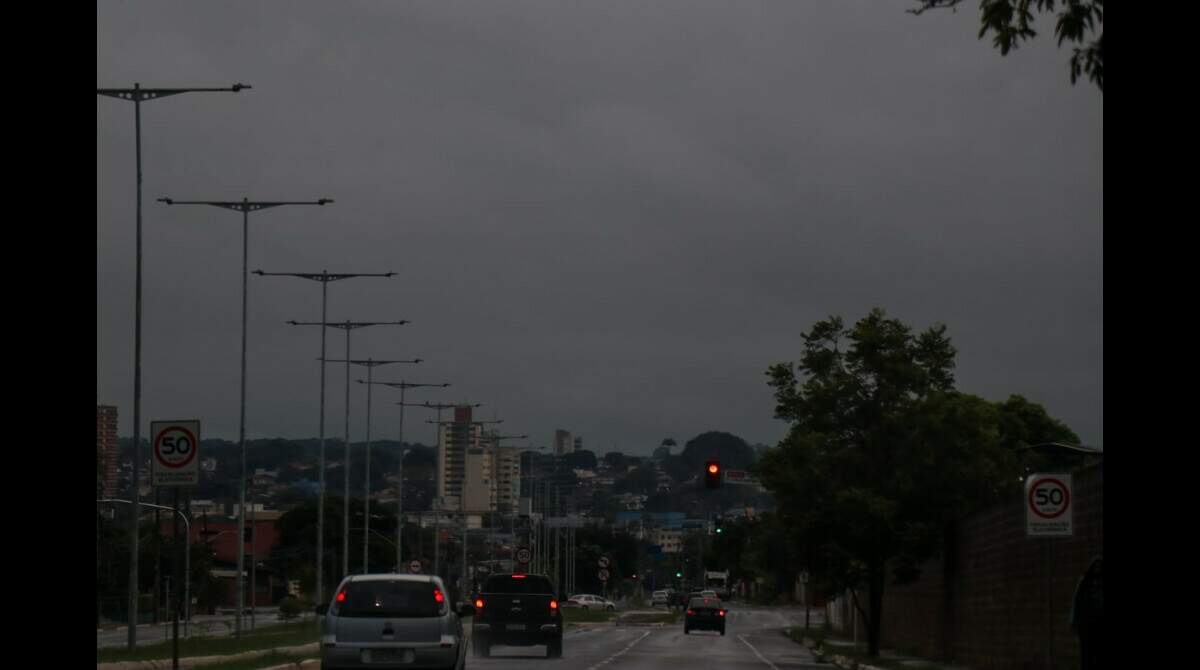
[1025,474,1073,537]
[723,469,757,485]
[151,420,200,487]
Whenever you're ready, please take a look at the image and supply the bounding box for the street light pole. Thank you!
[98,82,248,650]
[98,499,191,642]
[159,197,331,639]
[360,382,452,570]
[293,320,410,581]
[259,270,394,602]
[477,432,528,567]
[314,359,425,574]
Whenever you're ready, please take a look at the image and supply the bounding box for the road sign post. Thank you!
[151,421,201,487]
[1025,474,1073,536]
[516,546,532,566]
[409,560,423,574]
[150,420,198,670]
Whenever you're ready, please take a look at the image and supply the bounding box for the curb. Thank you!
[258,659,320,670]
[97,642,318,670]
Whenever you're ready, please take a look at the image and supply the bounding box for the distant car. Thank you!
[316,573,472,669]
[651,590,670,607]
[684,597,726,636]
[565,594,617,611]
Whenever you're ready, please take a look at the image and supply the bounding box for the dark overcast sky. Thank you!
[97,1,1102,454]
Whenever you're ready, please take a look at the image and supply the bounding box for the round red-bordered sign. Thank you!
[154,425,199,470]
[1027,476,1070,519]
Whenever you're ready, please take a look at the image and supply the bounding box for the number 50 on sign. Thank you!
[151,420,201,487]
[1025,473,1072,537]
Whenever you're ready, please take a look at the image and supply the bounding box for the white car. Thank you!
[651,590,671,607]
[565,594,617,611]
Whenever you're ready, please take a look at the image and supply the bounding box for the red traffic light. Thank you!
[705,460,721,488]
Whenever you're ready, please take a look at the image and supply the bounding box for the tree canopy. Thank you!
[761,308,1079,656]
[909,0,1102,90]
[679,432,756,472]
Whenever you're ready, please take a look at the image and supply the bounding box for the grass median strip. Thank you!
[96,622,319,664]
[562,608,620,623]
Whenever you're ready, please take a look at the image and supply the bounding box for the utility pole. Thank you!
[263,270,394,601]
[158,196,331,638]
[98,82,248,650]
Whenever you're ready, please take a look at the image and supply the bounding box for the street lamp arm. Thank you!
[97,84,250,102]
[254,270,396,280]
[157,198,332,212]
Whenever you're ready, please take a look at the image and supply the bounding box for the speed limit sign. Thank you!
[151,420,200,487]
[1025,474,1072,536]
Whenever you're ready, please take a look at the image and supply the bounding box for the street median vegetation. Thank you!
[97,621,319,666]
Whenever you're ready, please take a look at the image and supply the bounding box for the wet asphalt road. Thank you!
[466,605,825,670]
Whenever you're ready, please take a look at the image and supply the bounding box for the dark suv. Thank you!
[471,573,564,658]
[684,597,726,635]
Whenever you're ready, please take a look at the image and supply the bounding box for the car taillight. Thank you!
[686,609,695,616]
[434,588,445,604]
[719,609,726,617]
[512,574,526,579]
[550,599,558,610]
[475,598,484,609]
[335,589,346,603]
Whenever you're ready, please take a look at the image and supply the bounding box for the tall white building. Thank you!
[437,405,482,511]
[553,429,573,456]
[437,405,520,514]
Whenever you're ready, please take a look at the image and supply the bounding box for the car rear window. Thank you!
[483,575,555,594]
[688,597,722,610]
[336,580,443,618]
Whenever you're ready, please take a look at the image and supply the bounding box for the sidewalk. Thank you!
[787,627,974,670]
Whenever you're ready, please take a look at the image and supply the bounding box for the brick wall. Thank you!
[879,463,1103,669]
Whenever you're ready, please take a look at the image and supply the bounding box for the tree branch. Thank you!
[908,0,965,16]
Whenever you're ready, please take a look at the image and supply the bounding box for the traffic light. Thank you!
[675,570,683,578]
[704,461,721,489]
[714,518,724,534]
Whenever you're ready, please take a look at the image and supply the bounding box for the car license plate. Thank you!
[364,648,414,663]
[505,623,526,631]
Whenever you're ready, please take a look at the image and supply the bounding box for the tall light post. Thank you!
[358,382,452,571]
[98,499,191,642]
[260,270,394,603]
[291,320,410,580]
[158,197,331,638]
[97,82,248,650]
[315,359,424,574]
[393,401,478,578]
[427,415,503,601]
[477,433,528,566]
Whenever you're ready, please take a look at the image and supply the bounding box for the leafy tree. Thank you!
[909,0,1102,90]
[679,432,755,473]
[602,451,627,469]
[764,309,990,655]
[561,449,598,471]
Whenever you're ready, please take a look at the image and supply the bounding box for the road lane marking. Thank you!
[584,630,650,670]
[738,633,781,670]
